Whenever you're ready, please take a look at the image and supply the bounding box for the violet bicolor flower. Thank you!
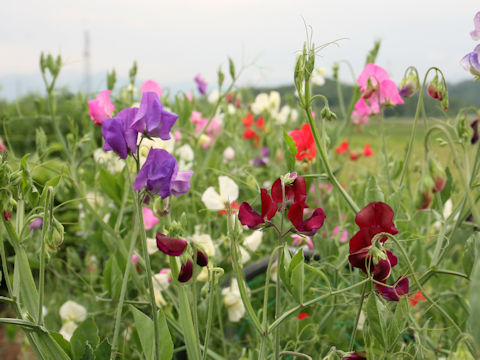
[461,44,480,78]
[471,11,480,40]
[133,149,192,198]
[194,74,207,95]
[29,218,43,232]
[102,108,139,159]
[130,92,178,140]
[140,80,162,97]
[88,90,114,126]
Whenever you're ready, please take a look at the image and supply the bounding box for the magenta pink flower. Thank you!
[142,207,159,230]
[191,111,221,148]
[291,234,314,250]
[132,253,139,265]
[0,139,5,152]
[141,80,162,97]
[351,98,373,125]
[88,90,114,126]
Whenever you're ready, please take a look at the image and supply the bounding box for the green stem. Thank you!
[348,280,367,351]
[378,108,392,193]
[274,245,284,360]
[279,351,312,360]
[134,191,161,360]
[202,268,221,360]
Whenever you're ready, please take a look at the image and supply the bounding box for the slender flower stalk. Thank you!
[348,281,368,352]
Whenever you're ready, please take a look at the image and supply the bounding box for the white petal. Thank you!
[443,199,453,219]
[227,301,246,322]
[201,187,225,211]
[191,233,215,257]
[239,246,251,264]
[59,321,78,341]
[243,231,263,252]
[219,176,239,203]
[147,237,158,255]
[59,300,87,323]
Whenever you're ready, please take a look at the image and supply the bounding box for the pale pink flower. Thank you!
[174,130,182,141]
[132,253,139,265]
[191,111,221,148]
[185,92,193,101]
[291,234,314,250]
[332,226,349,243]
[471,11,480,40]
[88,90,114,126]
[142,207,159,230]
[141,80,162,98]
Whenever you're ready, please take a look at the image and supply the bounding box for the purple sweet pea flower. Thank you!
[194,74,207,95]
[130,92,178,140]
[102,108,139,159]
[471,11,480,40]
[29,218,43,232]
[133,149,193,198]
[376,277,409,301]
[461,44,480,79]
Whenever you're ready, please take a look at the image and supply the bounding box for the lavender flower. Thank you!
[461,44,480,79]
[133,149,192,198]
[29,218,43,232]
[130,92,178,140]
[102,108,139,159]
[194,74,207,95]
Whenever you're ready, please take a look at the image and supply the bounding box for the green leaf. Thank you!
[98,168,122,205]
[157,309,173,360]
[463,233,478,277]
[469,259,480,350]
[103,256,122,299]
[289,249,304,304]
[366,293,387,347]
[228,57,236,79]
[386,295,408,349]
[279,247,292,289]
[440,166,454,203]
[70,318,99,360]
[80,343,95,360]
[50,332,72,357]
[364,176,384,205]
[131,306,155,360]
[282,130,297,172]
[94,339,111,360]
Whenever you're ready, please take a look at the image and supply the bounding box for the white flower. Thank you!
[93,148,125,173]
[239,246,251,264]
[176,144,194,171]
[208,89,220,104]
[201,176,239,211]
[223,146,235,161]
[152,270,171,307]
[85,191,104,209]
[433,199,456,230]
[197,266,210,282]
[243,232,262,252]
[191,227,215,257]
[275,105,299,125]
[59,300,87,323]
[222,279,247,322]
[227,104,236,115]
[146,237,157,255]
[138,134,175,166]
[251,91,281,116]
[59,320,78,341]
[311,67,327,86]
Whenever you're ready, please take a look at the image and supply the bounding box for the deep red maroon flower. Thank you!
[196,250,209,267]
[376,277,409,301]
[271,175,307,204]
[297,312,310,320]
[354,202,399,236]
[363,143,373,157]
[335,141,349,154]
[343,352,367,360]
[287,202,326,236]
[156,233,188,256]
[3,210,11,222]
[178,259,194,282]
[289,123,316,161]
[238,189,278,229]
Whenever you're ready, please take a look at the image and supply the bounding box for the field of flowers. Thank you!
[0,12,479,360]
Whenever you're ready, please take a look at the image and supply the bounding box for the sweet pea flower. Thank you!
[202,176,239,212]
[351,98,373,125]
[332,225,349,243]
[88,90,114,126]
[156,233,188,256]
[271,174,306,204]
[194,74,207,95]
[238,188,277,229]
[342,352,367,360]
[0,139,5,152]
[222,279,247,322]
[93,148,125,173]
[275,105,298,125]
[471,119,479,144]
[102,107,139,159]
[223,146,235,161]
[142,207,159,230]
[131,253,139,265]
[208,89,220,103]
[376,277,409,301]
[311,67,327,86]
[29,218,43,232]
[287,202,326,236]
[176,144,194,171]
[251,91,281,116]
[335,141,349,155]
[191,111,222,148]
[130,92,178,139]
[178,259,194,282]
[291,234,314,250]
[289,123,316,161]
[140,79,162,97]
[196,250,209,267]
[138,134,175,166]
[243,231,263,251]
[60,321,78,341]
[363,143,373,157]
[133,149,193,198]
[146,237,158,255]
[409,290,426,307]
[59,300,87,323]
[297,313,310,321]
[190,227,215,257]
[461,44,480,79]
[470,11,480,40]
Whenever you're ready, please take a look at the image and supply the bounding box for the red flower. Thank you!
[178,259,194,282]
[349,151,359,161]
[242,113,254,127]
[376,277,409,301]
[409,290,426,307]
[297,312,310,320]
[363,143,373,157]
[238,189,278,229]
[335,141,349,154]
[3,210,11,222]
[287,202,326,236]
[354,202,398,236]
[343,352,367,360]
[218,201,240,216]
[256,116,265,130]
[156,233,188,256]
[289,124,316,161]
[271,175,307,204]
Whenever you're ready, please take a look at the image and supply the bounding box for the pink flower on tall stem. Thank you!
[88,90,114,126]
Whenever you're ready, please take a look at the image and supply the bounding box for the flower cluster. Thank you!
[461,11,480,80]
[239,173,326,236]
[335,141,373,160]
[191,111,222,148]
[241,113,265,147]
[351,64,404,125]
[348,202,408,301]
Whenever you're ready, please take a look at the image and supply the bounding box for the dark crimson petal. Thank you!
[238,202,264,229]
[298,207,326,236]
[343,352,367,360]
[293,176,307,203]
[271,178,283,203]
[196,250,208,267]
[386,250,398,268]
[355,202,398,235]
[372,257,392,281]
[376,277,409,301]
[156,233,188,256]
[260,189,277,220]
[348,248,370,273]
[287,202,305,228]
[349,228,375,254]
[471,119,479,144]
[178,259,193,282]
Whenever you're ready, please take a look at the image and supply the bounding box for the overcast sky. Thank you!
[1,1,479,97]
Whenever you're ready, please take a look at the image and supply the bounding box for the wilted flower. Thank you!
[289,123,316,161]
[156,233,187,256]
[140,79,162,97]
[222,279,247,322]
[88,90,114,126]
[142,207,159,230]
[130,92,178,139]
[102,108,138,159]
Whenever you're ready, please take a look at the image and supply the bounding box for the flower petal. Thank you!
[201,187,225,211]
[219,176,239,203]
[156,233,187,256]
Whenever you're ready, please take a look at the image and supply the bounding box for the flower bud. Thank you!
[46,219,64,252]
[196,250,209,267]
[178,259,193,283]
[156,233,187,256]
[427,75,442,100]
[429,157,446,193]
[399,70,419,98]
[415,173,434,210]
